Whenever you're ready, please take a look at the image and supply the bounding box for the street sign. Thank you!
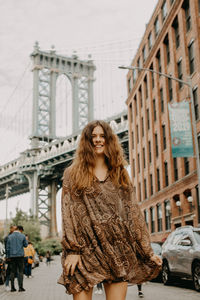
[168,101,194,157]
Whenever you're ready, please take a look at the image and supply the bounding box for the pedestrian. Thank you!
[58,120,162,300]
[46,251,51,266]
[94,282,103,295]
[24,241,35,278]
[4,225,16,291]
[6,225,28,292]
[137,284,144,298]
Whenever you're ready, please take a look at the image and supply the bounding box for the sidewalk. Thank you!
[0,256,199,300]
[0,256,71,300]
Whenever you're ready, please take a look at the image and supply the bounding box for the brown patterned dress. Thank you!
[58,168,160,294]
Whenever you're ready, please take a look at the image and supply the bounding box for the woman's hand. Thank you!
[64,254,81,276]
[150,254,162,267]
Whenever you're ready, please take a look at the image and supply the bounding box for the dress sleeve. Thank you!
[61,168,83,255]
[129,189,154,260]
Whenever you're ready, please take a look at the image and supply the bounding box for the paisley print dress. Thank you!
[58,168,160,294]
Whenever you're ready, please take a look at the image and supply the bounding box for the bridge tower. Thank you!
[27,42,95,237]
[31,41,95,139]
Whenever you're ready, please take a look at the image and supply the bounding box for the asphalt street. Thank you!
[0,256,199,300]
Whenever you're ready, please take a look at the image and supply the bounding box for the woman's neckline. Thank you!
[95,173,109,183]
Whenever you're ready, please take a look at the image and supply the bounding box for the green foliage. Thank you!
[37,238,62,256]
[11,208,41,245]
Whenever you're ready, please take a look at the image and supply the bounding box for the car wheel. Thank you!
[193,262,200,292]
[162,261,171,285]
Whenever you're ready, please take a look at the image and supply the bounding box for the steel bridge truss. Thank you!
[31,42,95,140]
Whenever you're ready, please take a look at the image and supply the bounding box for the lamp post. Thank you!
[119,65,200,223]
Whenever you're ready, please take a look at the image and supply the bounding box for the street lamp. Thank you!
[119,65,200,223]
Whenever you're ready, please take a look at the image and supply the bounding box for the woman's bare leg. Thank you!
[73,288,93,300]
[103,282,127,300]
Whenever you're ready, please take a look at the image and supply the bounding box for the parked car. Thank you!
[0,242,6,284]
[32,252,40,269]
[162,226,200,292]
[151,242,162,281]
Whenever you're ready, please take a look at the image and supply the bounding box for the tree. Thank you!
[11,208,41,245]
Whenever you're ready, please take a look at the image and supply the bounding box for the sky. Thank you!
[0,0,158,232]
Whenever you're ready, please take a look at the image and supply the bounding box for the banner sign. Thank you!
[168,101,194,157]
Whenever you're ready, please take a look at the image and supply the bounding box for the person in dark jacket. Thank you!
[4,225,16,291]
[6,225,28,292]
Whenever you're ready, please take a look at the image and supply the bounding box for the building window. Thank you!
[198,136,200,159]
[136,125,139,143]
[153,99,156,121]
[155,133,159,157]
[162,1,167,22]
[162,125,166,150]
[150,64,154,88]
[148,32,153,50]
[168,77,173,101]
[160,88,164,112]
[142,117,144,136]
[129,103,133,124]
[157,204,163,232]
[137,57,141,73]
[188,40,195,75]
[134,95,137,115]
[164,161,169,186]
[164,34,170,64]
[147,108,150,130]
[165,200,171,230]
[172,16,180,49]
[132,130,134,150]
[156,50,162,73]
[193,87,199,120]
[154,17,159,37]
[139,86,143,108]
[133,159,135,177]
[173,157,178,181]
[128,78,131,93]
[143,147,146,168]
[138,153,140,173]
[133,69,137,85]
[177,58,183,89]
[144,178,147,199]
[182,0,191,32]
[150,174,153,195]
[144,209,149,227]
[184,157,189,175]
[150,207,155,233]
[138,182,141,202]
[142,45,146,62]
[144,75,148,99]
[149,141,152,163]
[157,168,160,191]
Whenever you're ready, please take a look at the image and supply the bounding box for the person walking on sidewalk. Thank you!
[4,225,16,291]
[58,120,162,300]
[24,241,35,278]
[46,251,51,266]
[137,284,144,298]
[6,225,28,292]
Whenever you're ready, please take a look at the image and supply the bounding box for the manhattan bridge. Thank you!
[0,42,131,237]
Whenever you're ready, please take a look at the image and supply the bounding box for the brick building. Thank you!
[126,0,200,242]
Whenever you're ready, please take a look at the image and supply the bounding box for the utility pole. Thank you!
[119,65,200,223]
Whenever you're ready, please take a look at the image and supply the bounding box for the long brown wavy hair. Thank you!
[68,120,131,191]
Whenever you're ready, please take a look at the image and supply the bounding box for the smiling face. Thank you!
[91,125,106,156]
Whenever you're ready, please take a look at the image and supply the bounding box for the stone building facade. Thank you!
[126,0,200,242]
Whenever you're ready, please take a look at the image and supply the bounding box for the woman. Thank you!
[58,120,162,300]
[24,242,35,278]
